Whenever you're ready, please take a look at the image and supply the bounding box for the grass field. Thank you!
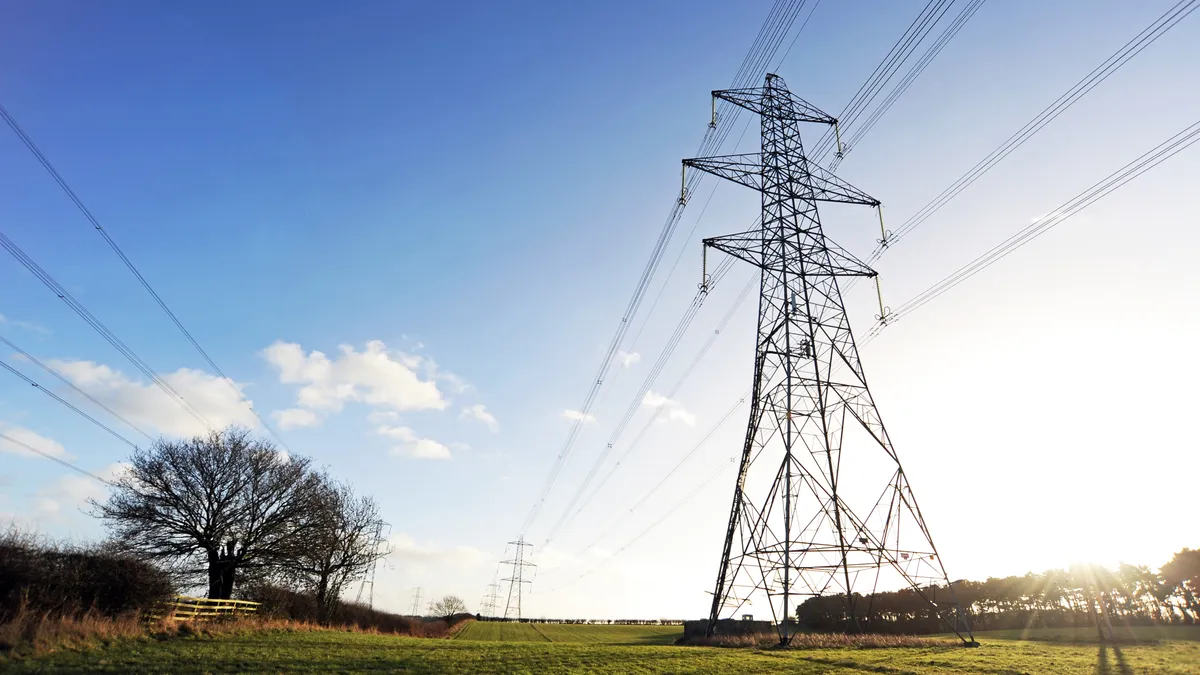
[4,624,1200,674]
[454,622,681,644]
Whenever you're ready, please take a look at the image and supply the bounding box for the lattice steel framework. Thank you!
[479,582,503,617]
[502,538,536,620]
[684,74,974,645]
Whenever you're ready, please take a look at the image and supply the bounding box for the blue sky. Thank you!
[1,0,1198,619]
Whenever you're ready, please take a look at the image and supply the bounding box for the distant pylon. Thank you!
[410,587,422,616]
[479,582,503,617]
[354,521,386,609]
[683,73,974,645]
[501,538,536,620]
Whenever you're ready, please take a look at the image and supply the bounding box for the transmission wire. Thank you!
[0,103,294,455]
[0,332,155,442]
[0,431,114,485]
[0,230,214,432]
[516,0,816,537]
[869,117,1200,338]
[867,0,1199,263]
[0,359,141,451]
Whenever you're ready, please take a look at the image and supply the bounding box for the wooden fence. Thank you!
[149,596,261,622]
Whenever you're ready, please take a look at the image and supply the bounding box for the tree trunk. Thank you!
[207,549,223,599]
[316,574,331,624]
[219,560,237,599]
[216,541,238,600]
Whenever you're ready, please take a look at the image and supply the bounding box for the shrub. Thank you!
[0,529,173,621]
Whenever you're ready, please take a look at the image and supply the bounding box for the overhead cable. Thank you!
[517,0,816,537]
[869,116,1200,337]
[0,103,294,455]
[0,229,214,432]
[0,431,114,485]
[867,0,1199,262]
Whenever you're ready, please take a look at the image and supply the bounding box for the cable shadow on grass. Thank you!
[1096,644,1136,675]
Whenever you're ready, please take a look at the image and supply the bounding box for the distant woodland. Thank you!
[798,548,1200,634]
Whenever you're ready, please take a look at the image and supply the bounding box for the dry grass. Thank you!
[683,631,959,649]
[0,602,462,661]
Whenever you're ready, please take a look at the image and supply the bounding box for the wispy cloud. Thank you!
[562,409,597,424]
[616,350,640,368]
[642,391,696,426]
[377,425,453,460]
[460,404,499,432]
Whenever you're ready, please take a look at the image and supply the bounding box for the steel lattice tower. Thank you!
[410,587,423,616]
[683,74,974,645]
[502,538,535,620]
[479,582,503,617]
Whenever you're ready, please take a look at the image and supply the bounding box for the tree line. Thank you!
[796,550,1200,634]
[94,427,390,623]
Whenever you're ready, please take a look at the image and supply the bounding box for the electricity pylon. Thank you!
[479,582,503,617]
[502,538,536,620]
[683,73,974,645]
[410,587,422,616]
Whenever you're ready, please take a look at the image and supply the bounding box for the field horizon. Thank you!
[4,622,1199,674]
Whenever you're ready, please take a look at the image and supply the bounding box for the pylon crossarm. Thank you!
[802,162,882,206]
[703,233,876,278]
[713,83,836,125]
[683,154,762,190]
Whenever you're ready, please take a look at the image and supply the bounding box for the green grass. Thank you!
[5,627,1200,674]
[454,622,681,644]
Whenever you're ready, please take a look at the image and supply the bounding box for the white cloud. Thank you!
[378,425,453,460]
[562,409,597,424]
[0,314,50,335]
[387,533,489,575]
[34,462,128,520]
[0,425,70,460]
[642,391,696,426]
[460,404,499,432]
[272,408,320,430]
[616,350,640,368]
[47,359,257,436]
[261,341,447,425]
[368,410,400,423]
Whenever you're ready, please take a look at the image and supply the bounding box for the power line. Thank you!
[830,0,988,170]
[533,1,820,541]
[0,229,215,432]
[0,431,113,485]
[581,391,750,554]
[547,457,735,594]
[553,276,757,538]
[868,117,1200,344]
[541,259,740,544]
[0,357,141,451]
[810,0,959,162]
[516,0,817,538]
[868,0,1199,261]
[772,0,825,71]
[0,103,294,455]
[0,332,155,442]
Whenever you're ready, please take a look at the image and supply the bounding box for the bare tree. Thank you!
[429,595,467,617]
[283,477,390,623]
[93,427,320,599]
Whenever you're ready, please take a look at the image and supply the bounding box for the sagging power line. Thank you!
[0,103,295,457]
[868,116,1200,337]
